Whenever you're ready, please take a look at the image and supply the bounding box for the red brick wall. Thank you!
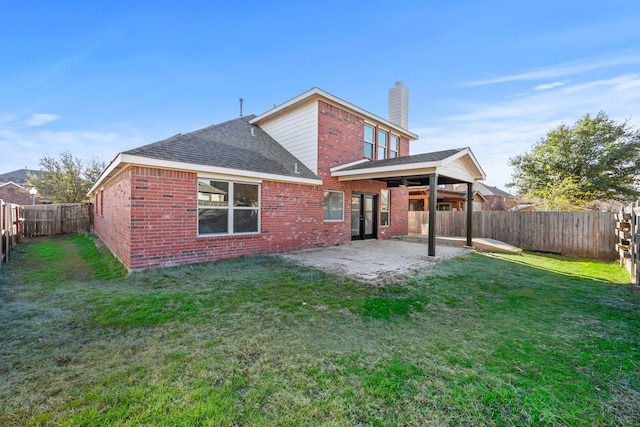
[93,168,133,267]
[95,166,341,270]
[317,100,408,242]
[0,183,39,205]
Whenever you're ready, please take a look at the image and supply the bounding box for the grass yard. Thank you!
[0,235,638,426]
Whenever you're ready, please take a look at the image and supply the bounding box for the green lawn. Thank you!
[0,235,638,426]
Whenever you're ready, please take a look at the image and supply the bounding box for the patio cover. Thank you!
[331,147,487,256]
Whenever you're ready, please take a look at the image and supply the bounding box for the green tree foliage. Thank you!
[26,152,106,203]
[509,112,640,209]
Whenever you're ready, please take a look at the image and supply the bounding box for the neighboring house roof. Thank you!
[250,87,419,140]
[0,169,41,184]
[0,181,26,189]
[474,183,512,197]
[331,147,486,185]
[90,116,322,194]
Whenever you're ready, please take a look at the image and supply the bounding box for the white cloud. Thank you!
[533,81,568,91]
[467,53,640,86]
[0,124,145,174]
[23,113,61,127]
[412,73,640,190]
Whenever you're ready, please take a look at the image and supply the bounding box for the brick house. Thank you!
[89,84,485,270]
[0,169,42,205]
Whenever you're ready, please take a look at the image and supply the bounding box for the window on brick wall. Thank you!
[364,125,375,159]
[198,179,259,235]
[323,190,344,221]
[390,135,399,158]
[377,130,388,160]
[364,124,396,160]
[380,189,390,227]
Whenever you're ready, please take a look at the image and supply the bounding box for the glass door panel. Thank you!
[351,195,361,238]
[364,195,374,236]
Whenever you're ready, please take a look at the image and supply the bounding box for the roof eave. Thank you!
[88,154,322,195]
[332,161,442,181]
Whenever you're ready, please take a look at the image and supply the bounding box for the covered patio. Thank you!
[331,147,486,256]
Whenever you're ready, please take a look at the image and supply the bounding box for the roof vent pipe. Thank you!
[239,98,243,117]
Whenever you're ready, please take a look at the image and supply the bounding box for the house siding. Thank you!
[441,157,478,183]
[258,101,319,174]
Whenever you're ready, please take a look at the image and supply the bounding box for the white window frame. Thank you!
[390,134,399,158]
[323,190,344,222]
[197,179,261,236]
[377,129,388,160]
[364,124,375,159]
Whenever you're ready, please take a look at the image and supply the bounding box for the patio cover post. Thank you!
[466,182,473,247]
[428,173,438,256]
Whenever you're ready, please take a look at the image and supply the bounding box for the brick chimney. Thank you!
[388,81,409,129]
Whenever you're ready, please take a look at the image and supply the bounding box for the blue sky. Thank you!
[1,0,639,190]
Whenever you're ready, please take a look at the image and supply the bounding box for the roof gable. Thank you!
[249,88,418,140]
[0,181,26,190]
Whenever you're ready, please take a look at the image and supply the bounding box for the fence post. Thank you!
[634,201,639,287]
[0,199,4,270]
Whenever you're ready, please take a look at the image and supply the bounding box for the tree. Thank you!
[26,151,106,203]
[508,112,640,210]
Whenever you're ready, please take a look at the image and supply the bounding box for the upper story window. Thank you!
[377,130,388,160]
[364,124,398,160]
[364,125,375,159]
[390,135,399,158]
[198,179,260,235]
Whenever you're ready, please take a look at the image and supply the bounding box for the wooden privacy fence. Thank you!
[21,203,92,237]
[408,210,617,260]
[1,199,22,269]
[615,202,639,286]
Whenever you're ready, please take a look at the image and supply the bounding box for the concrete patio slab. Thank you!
[280,239,471,284]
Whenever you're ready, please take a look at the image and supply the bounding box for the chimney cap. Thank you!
[395,81,403,86]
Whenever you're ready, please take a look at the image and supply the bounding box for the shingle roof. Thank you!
[336,148,464,171]
[0,169,41,184]
[474,183,512,197]
[123,115,319,180]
